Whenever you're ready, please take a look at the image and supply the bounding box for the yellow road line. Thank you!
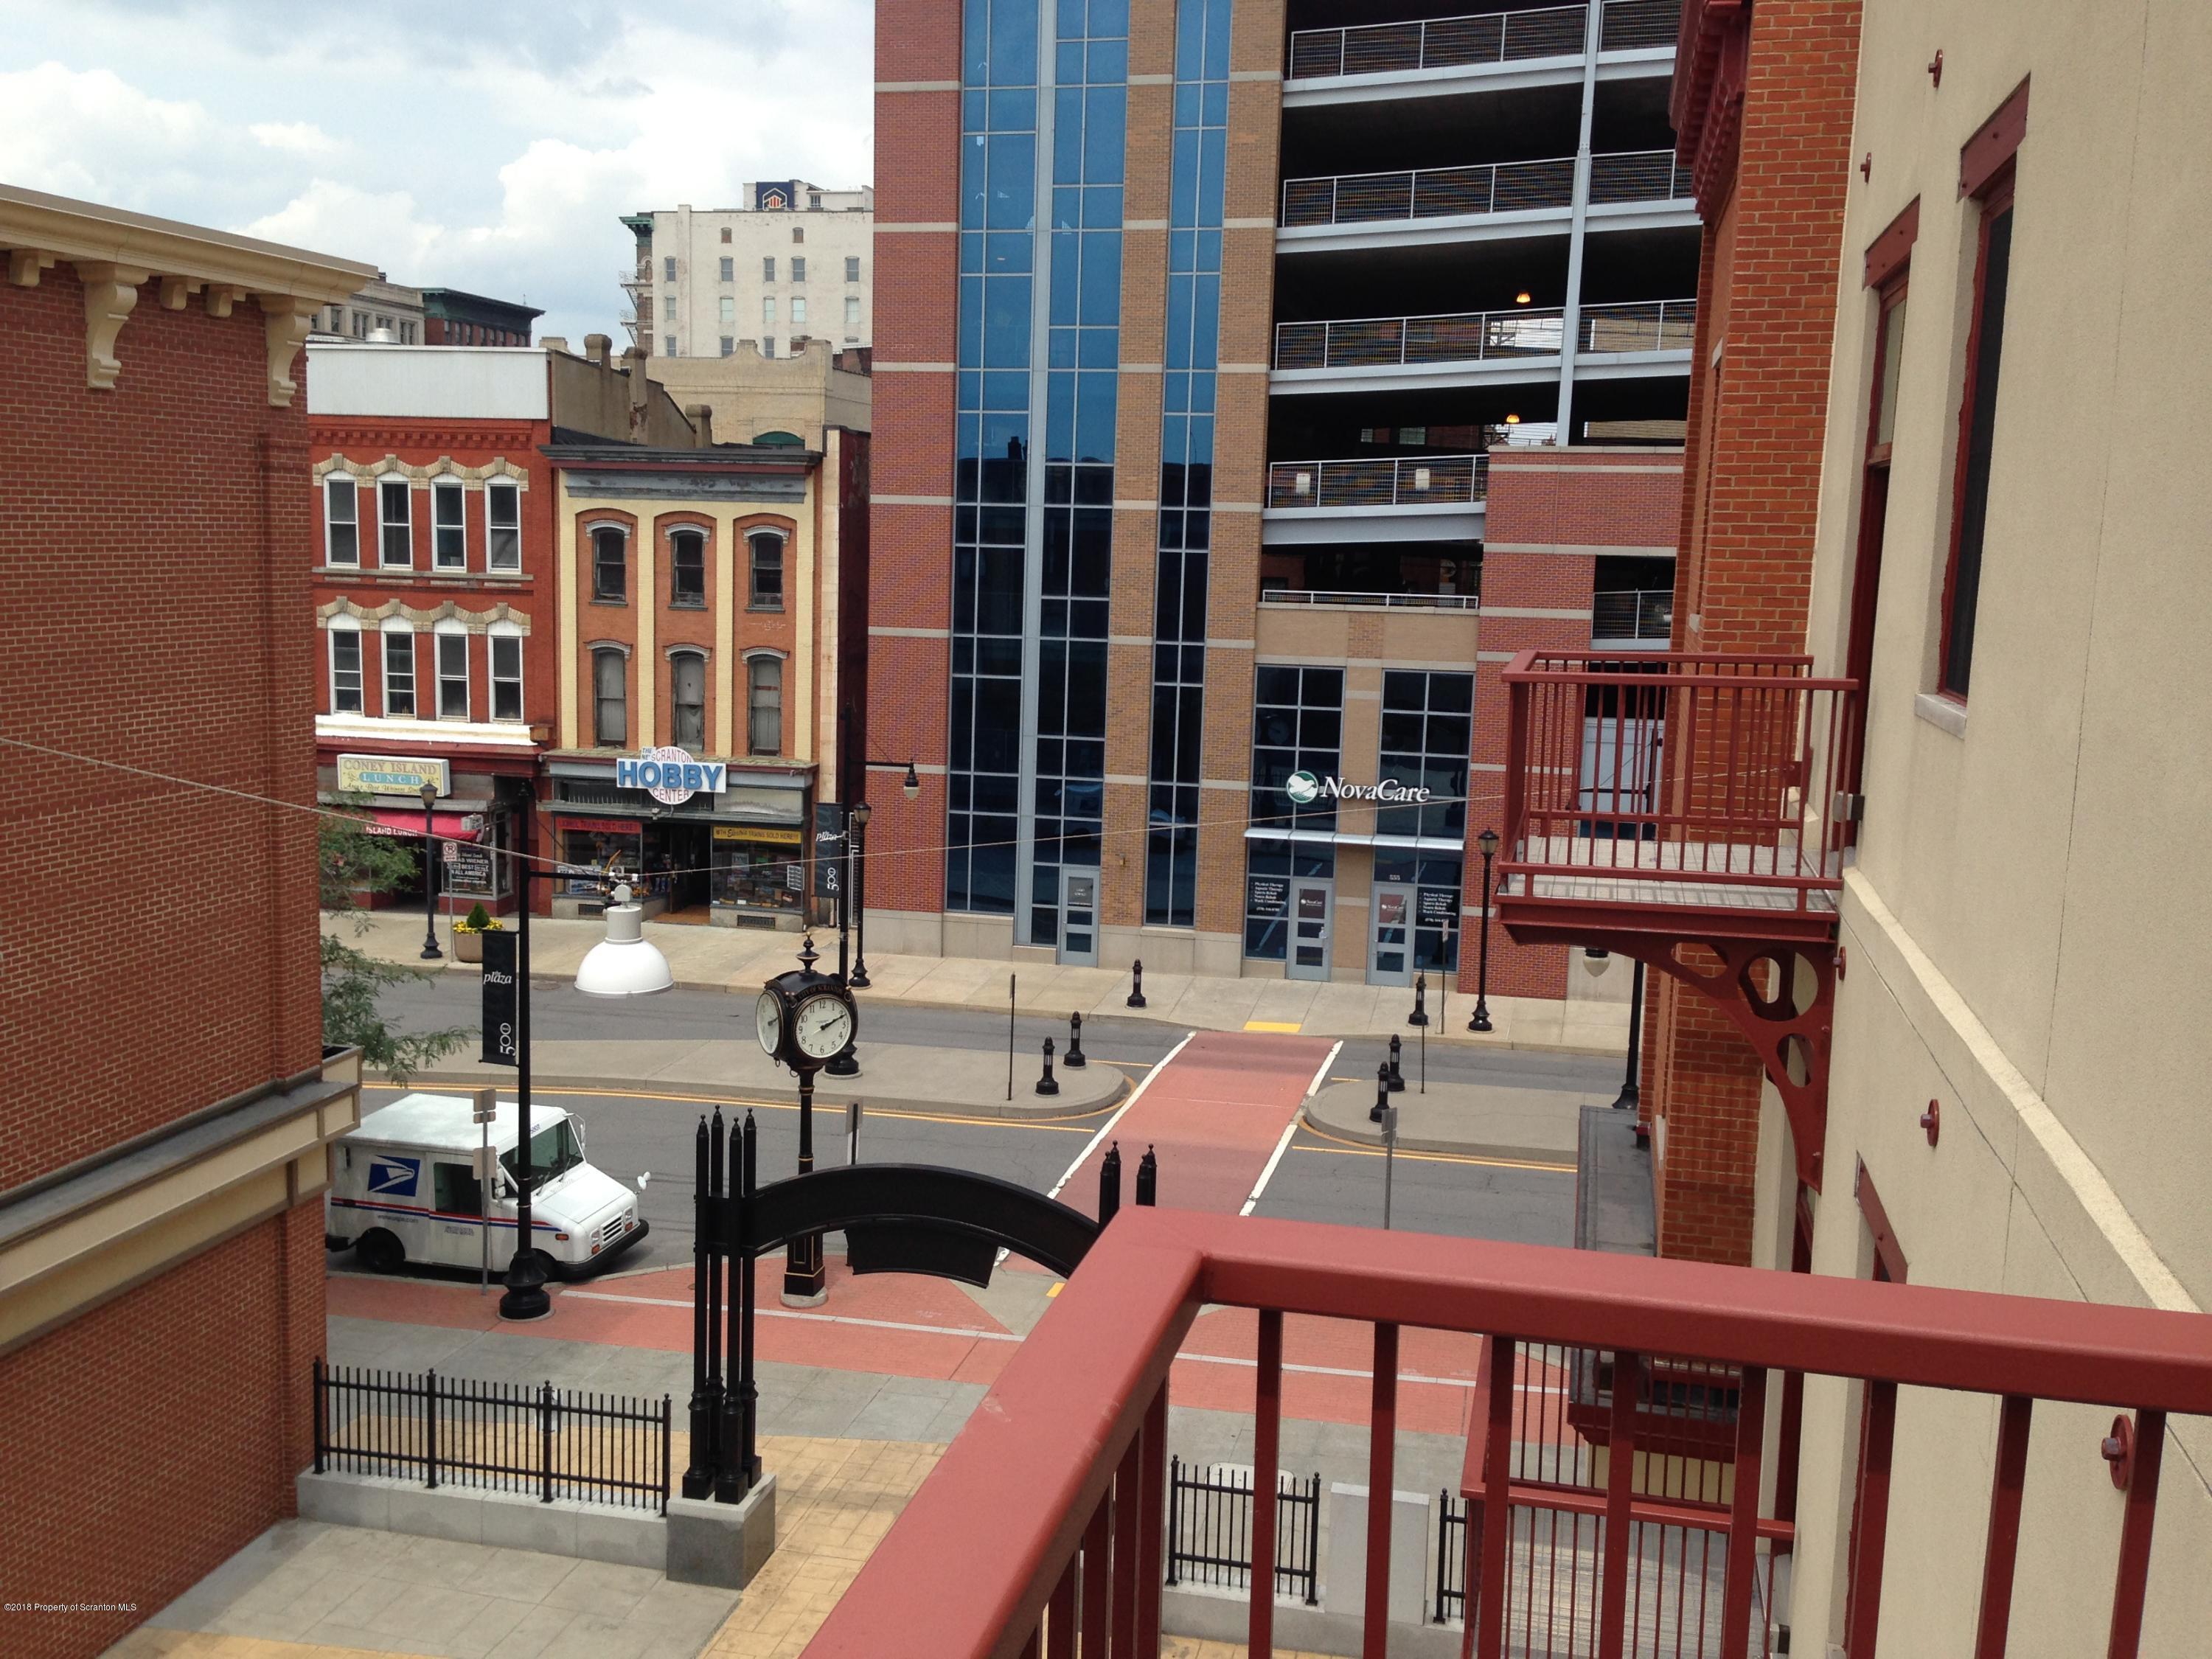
[1243,1020,1304,1033]
[1293,1119,1576,1173]
[363,1082,1102,1132]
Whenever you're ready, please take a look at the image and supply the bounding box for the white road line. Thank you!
[1240,1118,1305,1217]
[1046,1029,1195,1200]
[1303,1039,1344,1103]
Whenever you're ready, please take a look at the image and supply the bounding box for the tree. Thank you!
[321,799,470,1079]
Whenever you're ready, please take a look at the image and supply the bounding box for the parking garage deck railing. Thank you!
[1274,299,1694,372]
[1287,1,1677,79]
[1266,453,1488,509]
[801,1208,2212,1658]
[1280,150,1690,228]
[1259,588,1481,611]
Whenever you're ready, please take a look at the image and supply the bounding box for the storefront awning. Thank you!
[1243,826,1465,855]
[361,808,487,841]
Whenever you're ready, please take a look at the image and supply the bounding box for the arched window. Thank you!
[670,528,706,606]
[747,655,782,756]
[748,530,785,609]
[591,525,627,600]
[593,648,627,746]
[670,650,708,751]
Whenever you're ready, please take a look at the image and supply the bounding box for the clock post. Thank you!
[782,1062,827,1305]
[754,936,849,1307]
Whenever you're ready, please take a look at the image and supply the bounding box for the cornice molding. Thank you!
[317,596,534,632]
[314,453,532,487]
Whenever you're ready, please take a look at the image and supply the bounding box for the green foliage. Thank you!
[320,797,470,1082]
[458,901,498,933]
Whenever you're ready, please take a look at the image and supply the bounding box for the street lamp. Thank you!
[418,781,443,961]
[1468,827,1499,1033]
[847,800,873,989]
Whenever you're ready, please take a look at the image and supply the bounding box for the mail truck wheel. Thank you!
[356,1228,405,1273]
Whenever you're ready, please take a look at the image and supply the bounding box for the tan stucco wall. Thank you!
[1775,0,2212,1649]
[644,341,873,448]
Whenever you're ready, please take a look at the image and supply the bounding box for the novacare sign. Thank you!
[616,745,726,805]
[1285,769,1432,806]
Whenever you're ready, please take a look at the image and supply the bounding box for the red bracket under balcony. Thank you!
[1495,650,1858,1189]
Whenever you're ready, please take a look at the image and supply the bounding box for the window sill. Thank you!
[670,599,709,611]
[747,603,787,614]
[591,597,629,606]
[1913,692,1967,739]
[319,567,527,582]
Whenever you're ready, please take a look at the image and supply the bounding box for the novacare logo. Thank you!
[1284,771,1432,805]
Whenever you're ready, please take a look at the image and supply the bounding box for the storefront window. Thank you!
[712,827,804,911]
[1245,844,1335,961]
[560,822,643,896]
[1373,852,1462,973]
[1377,671,1472,840]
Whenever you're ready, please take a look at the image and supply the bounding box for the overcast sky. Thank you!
[0,0,875,343]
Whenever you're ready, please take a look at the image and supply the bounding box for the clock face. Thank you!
[754,988,784,1059]
[793,990,855,1060]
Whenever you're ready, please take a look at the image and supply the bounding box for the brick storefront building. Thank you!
[0,187,369,1659]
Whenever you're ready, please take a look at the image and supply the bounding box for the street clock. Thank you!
[754,937,858,1074]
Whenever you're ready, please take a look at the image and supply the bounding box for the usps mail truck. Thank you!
[326,1093,647,1277]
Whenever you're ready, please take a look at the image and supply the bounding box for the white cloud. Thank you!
[249,119,338,157]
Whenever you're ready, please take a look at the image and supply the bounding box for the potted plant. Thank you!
[452,902,503,963]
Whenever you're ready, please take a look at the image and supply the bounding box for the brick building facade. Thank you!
[0,185,369,1659]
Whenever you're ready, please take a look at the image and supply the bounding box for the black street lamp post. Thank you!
[419,781,443,960]
[1613,958,1646,1112]
[1469,827,1499,1034]
[499,787,549,1321]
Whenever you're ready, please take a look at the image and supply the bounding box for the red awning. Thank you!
[361,807,487,841]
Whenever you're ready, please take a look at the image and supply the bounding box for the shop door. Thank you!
[1367,883,1415,987]
[1287,879,1334,981]
[1057,870,1099,967]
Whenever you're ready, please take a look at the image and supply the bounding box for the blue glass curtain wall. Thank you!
[1144,0,1231,928]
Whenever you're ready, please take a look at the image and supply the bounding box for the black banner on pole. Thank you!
[481,930,520,1066]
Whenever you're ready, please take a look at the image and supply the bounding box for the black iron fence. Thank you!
[312,1360,671,1513]
[1436,1492,1470,1624]
[1164,1457,1321,1604]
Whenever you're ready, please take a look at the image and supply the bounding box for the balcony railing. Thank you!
[1259,588,1480,611]
[1590,586,1673,641]
[1599,0,1681,52]
[1498,651,1855,937]
[1281,149,1689,228]
[1267,454,1488,509]
[1288,4,1588,79]
[807,1208,2212,1657]
[1274,299,1694,371]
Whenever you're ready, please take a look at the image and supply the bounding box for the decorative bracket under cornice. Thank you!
[10,248,57,287]
[75,261,152,389]
[257,293,321,407]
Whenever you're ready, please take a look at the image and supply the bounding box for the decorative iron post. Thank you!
[682,1114,716,1498]
[1469,827,1498,1034]
[1127,959,1147,1008]
[1408,972,1428,1027]
[739,1110,762,1484]
[1135,1144,1158,1206]
[1065,1012,1087,1068]
[1371,1062,1390,1124]
[1036,1037,1060,1096]
[1099,1141,1124,1225]
[1386,1034,1406,1093]
[418,781,442,960]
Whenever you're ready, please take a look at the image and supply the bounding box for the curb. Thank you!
[384,1065,1130,1123]
[1298,1102,1576,1167]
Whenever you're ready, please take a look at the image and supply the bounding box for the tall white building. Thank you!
[623,182,874,361]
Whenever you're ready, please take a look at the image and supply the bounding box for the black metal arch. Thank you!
[719,1163,1100,1284]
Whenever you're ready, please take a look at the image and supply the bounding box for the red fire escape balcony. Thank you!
[1496,651,1859,1186]
[805,1209,2212,1659]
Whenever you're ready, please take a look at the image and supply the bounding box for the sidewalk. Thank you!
[1303,1076,1617,1167]
[328,911,1630,1056]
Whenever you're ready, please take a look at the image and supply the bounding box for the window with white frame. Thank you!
[663,255,676,281]
[720,295,735,325]
[329,621,364,713]
[486,479,521,571]
[671,651,707,751]
[664,333,676,356]
[720,337,735,357]
[594,648,627,745]
[761,338,775,358]
[670,528,706,606]
[791,297,807,327]
[435,626,470,719]
[490,627,524,722]
[748,655,782,755]
[432,479,467,569]
[763,296,777,325]
[324,475,359,566]
[762,257,776,282]
[381,625,417,715]
[592,524,627,600]
[662,294,675,322]
[845,296,861,331]
[378,477,412,566]
[719,257,734,282]
[845,257,860,282]
[791,257,806,283]
[748,530,785,608]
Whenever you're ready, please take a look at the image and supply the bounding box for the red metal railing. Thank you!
[804,1210,2212,1658]
[1498,651,1857,939]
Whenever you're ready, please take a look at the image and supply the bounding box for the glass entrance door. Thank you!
[1058,870,1099,967]
[1287,879,1333,981]
[1368,883,1414,986]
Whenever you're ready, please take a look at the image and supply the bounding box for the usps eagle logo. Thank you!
[368,1157,420,1198]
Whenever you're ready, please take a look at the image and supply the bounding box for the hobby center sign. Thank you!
[617,746,726,805]
[1285,769,1432,806]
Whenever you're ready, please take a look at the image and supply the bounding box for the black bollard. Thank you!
[1036,1037,1060,1096]
[1408,972,1429,1027]
[1386,1033,1406,1093]
[1127,958,1147,1009]
[1370,1062,1390,1124]
[1099,1141,1124,1224]
[682,1113,715,1499]
[1065,1011,1088,1068]
[1135,1144,1158,1206]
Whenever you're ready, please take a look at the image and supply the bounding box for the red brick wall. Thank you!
[0,1204,325,1659]
[1652,0,1862,1264]
[0,268,324,1189]
[866,0,967,917]
[1471,451,1685,998]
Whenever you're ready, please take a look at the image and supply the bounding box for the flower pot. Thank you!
[454,929,485,964]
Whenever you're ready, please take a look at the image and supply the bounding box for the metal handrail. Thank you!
[1288,4,1590,78]
[1259,588,1479,611]
[1599,0,1681,52]
[1274,299,1694,371]
[1281,150,1688,228]
[1265,454,1488,509]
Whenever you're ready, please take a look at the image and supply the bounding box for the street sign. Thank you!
[470,1085,498,1125]
[481,932,519,1067]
